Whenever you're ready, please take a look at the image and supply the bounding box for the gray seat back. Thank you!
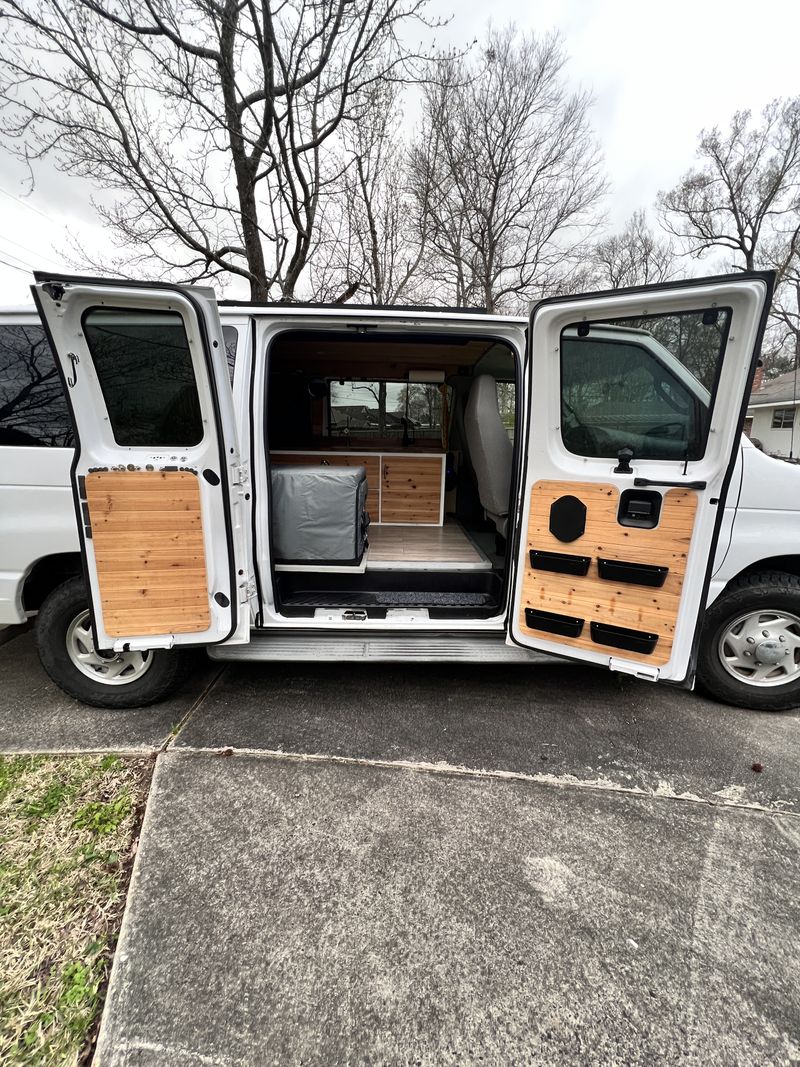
[464,375,513,525]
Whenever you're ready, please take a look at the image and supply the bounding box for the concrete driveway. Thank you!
[1,628,799,1065]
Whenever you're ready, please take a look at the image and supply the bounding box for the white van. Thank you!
[2,271,799,712]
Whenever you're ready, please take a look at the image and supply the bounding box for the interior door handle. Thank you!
[633,478,707,489]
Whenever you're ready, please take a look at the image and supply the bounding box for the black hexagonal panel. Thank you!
[549,495,587,543]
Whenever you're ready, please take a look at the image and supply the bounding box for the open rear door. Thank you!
[32,274,249,652]
[509,273,773,684]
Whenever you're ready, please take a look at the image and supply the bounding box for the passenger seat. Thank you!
[464,375,513,537]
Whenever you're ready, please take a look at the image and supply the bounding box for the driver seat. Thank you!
[464,375,513,537]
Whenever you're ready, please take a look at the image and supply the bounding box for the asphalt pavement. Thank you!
[1,627,799,1065]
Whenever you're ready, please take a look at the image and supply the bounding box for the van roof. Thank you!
[0,302,526,326]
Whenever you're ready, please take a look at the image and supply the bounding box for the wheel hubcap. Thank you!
[66,610,153,686]
[718,609,800,688]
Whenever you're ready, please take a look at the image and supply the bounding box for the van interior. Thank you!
[265,329,518,620]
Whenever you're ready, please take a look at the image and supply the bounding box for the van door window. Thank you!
[560,308,731,461]
[0,324,74,447]
[83,308,204,447]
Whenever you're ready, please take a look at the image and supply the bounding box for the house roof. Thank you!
[749,368,800,408]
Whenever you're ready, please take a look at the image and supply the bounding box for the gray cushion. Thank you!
[464,375,513,520]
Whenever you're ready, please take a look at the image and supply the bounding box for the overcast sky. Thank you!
[2,0,800,305]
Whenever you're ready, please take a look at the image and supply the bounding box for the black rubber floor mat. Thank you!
[281,590,495,608]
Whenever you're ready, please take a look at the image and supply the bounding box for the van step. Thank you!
[208,631,557,664]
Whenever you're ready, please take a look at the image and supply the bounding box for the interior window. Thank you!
[560,308,730,461]
[329,379,444,440]
[0,324,74,447]
[83,308,204,447]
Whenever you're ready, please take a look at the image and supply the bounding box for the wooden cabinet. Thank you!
[380,456,443,525]
[270,451,444,525]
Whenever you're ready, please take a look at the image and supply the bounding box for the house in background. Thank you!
[745,365,800,461]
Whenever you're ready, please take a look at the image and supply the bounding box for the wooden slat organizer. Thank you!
[519,480,698,666]
[85,470,211,637]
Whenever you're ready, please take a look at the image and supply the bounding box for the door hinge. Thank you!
[608,658,660,682]
[239,576,257,603]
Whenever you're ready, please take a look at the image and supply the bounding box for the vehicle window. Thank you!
[222,326,237,383]
[0,324,74,447]
[83,308,204,447]
[496,381,515,441]
[329,379,445,439]
[560,308,730,461]
[771,407,795,429]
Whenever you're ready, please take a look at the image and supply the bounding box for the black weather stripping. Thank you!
[597,558,668,588]
[529,550,591,576]
[590,622,658,654]
[524,608,584,638]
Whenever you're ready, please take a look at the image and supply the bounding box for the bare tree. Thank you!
[590,210,678,289]
[659,99,800,272]
[309,81,431,304]
[659,99,800,372]
[0,0,441,300]
[408,26,606,313]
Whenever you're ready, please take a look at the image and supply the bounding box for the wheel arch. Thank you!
[725,556,800,586]
[22,553,84,613]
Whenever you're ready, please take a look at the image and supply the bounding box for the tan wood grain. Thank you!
[381,456,442,525]
[86,470,211,637]
[519,480,698,665]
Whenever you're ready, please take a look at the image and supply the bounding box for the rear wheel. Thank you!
[36,577,189,708]
[697,572,800,711]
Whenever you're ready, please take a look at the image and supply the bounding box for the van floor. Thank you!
[366,521,491,571]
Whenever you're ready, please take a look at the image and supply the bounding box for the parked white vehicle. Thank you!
[1,271,799,711]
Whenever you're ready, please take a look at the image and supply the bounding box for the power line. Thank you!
[0,233,62,268]
[0,245,34,271]
[0,255,31,276]
[0,185,54,221]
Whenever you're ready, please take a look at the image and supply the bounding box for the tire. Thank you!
[697,571,800,711]
[35,577,190,709]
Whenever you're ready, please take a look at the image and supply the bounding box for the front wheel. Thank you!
[36,577,190,708]
[697,571,800,711]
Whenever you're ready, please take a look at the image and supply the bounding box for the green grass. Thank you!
[0,754,152,1066]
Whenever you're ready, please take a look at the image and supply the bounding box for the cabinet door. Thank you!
[380,456,443,524]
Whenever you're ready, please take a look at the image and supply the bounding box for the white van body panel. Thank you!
[708,441,800,599]
[0,448,76,623]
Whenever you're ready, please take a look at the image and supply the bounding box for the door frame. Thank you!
[249,312,529,631]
